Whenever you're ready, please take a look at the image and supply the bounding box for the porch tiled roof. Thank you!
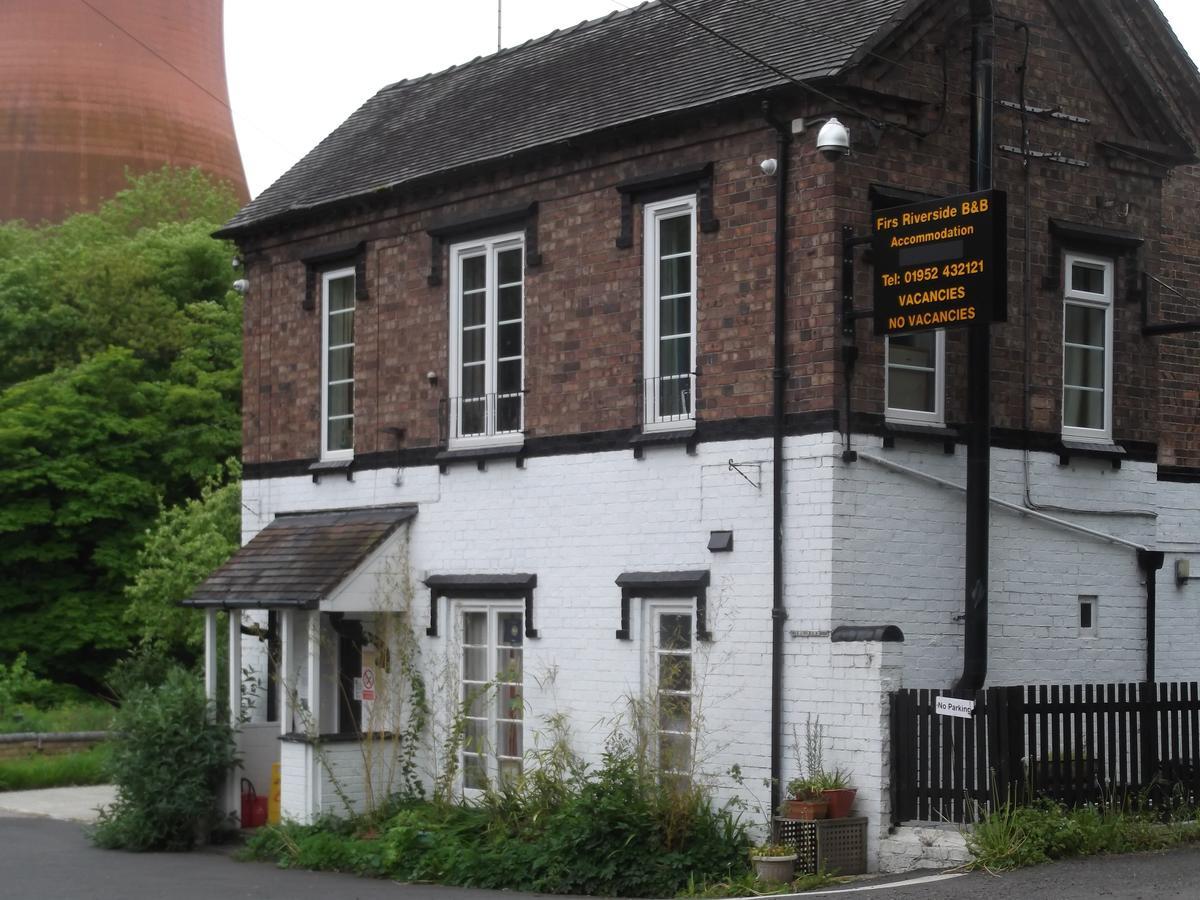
[182,505,417,609]
[217,0,910,236]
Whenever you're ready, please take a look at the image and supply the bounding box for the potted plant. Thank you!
[785,777,829,820]
[815,767,857,818]
[750,842,798,885]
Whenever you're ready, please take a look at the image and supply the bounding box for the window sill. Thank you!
[881,422,958,455]
[308,457,354,483]
[1058,439,1126,469]
[437,443,525,473]
[630,426,698,459]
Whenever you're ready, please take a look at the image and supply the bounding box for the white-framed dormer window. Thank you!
[885,330,945,426]
[645,601,694,791]
[448,234,524,449]
[458,603,524,793]
[1062,253,1114,442]
[321,267,356,459]
[643,196,697,432]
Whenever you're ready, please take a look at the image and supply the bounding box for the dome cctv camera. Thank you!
[233,278,250,294]
[815,117,851,161]
[760,158,778,176]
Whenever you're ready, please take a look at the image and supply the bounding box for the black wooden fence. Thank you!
[890,681,1200,824]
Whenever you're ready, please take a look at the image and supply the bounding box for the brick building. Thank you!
[189,0,1200,868]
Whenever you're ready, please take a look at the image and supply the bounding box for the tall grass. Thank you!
[0,744,111,792]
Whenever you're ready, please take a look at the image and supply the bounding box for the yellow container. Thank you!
[268,761,281,824]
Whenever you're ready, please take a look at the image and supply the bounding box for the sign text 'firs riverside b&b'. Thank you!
[872,189,1007,336]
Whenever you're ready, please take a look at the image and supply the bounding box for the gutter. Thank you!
[763,102,791,817]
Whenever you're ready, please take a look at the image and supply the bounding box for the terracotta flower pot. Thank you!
[821,787,857,818]
[787,798,829,820]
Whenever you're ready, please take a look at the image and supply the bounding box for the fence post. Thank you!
[889,692,900,826]
[987,685,1007,805]
[1006,685,1026,801]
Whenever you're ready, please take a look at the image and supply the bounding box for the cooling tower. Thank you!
[0,0,248,223]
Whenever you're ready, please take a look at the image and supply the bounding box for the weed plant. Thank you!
[242,740,750,898]
[0,744,111,791]
[967,798,1200,871]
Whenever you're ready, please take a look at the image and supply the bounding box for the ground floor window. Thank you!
[459,604,524,790]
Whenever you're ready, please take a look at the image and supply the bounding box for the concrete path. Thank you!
[0,784,115,822]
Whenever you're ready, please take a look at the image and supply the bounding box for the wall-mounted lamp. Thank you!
[232,278,249,294]
[759,158,778,176]
[1176,558,1194,587]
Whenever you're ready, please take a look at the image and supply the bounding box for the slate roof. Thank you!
[219,0,910,236]
[182,506,417,609]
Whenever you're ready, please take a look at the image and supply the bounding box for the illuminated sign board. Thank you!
[872,189,1007,335]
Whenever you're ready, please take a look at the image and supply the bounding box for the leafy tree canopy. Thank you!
[0,168,242,689]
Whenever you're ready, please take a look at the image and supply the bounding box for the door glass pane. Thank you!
[460,398,485,436]
[660,255,691,298]
[659,732,691,771]
[1064,387,1104,429]
[461,365,485,399]
[659,694,691,733]
[498,359,521,394]
[497,248,523,285]
[659,335,690,378]
[463,647,488,682]
[327,275,354,311]
[1065,346,1104,390]
[498,758,523,787]
[464,718,488,753]
[462,292,485,328]
[498,285,522,322]
[463,753,487,789]
[328,347,353,382]
[1070,263,1105,295]
[328,310,354,346]
[497,322,521,358]
[462,329,485,364]
[659,215,691,256]
[499,683,523,721]
[463,612,487,645]
[659,614,692,650]
[461,255,485,292]
[496,395,521,433]
[658,654,691,692]
[327,382,352,417]
[327,417,352,452]
[496,721,522,757]
[659,295,691,338]
[1065,304,1105,347]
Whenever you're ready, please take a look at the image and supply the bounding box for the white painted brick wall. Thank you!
[236,431,1200,867]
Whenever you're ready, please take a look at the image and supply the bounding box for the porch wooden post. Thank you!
[228,609,242,726]
[306,610,322,737]
[204,608,218,708]
[280,608,294,735]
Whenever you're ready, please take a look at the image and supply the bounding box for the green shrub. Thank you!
[90,667,236,851]
[241,742,749,897]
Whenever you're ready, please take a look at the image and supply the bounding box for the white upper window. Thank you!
[448,234,524,449]
[885,330,945,426]
[643,197,697,431]
[321,267,355,459]
[1062,253,1114,442]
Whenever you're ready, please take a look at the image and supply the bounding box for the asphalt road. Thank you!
[3,813,1200,900]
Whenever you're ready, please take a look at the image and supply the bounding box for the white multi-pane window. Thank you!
[448,235,524,448]
[1062,253,1114,441]
[322,268,355,458]
[648,605,693,791]
[885,330,945,425]
[643,197,697,430]
[459,606,524,791]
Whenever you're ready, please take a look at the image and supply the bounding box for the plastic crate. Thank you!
[773,816,867,875]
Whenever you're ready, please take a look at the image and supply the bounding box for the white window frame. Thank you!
[455,601,525,796]
[1061,253,1114,442]
[643,600,695,787]
[447,233,525,450]
[885,330,946,426]
[642,196,698,433]
[321,266,356,460]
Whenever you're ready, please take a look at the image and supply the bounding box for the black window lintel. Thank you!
[300,241,367,310]
[614,570,711,642]
[426,202,542,286]
[615,163,718,249]
[424,573,538,639]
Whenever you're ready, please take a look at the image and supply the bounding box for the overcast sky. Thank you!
[225,0,1200,198]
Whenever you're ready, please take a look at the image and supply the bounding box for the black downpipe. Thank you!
[1138,550,1165,683]
[765,103,790,816]
[955,0,994,693]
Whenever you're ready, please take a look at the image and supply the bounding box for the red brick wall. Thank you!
[238,0,1197,470]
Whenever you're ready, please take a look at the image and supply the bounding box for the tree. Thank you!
[124,462,241,658]
[0,169,242,689]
